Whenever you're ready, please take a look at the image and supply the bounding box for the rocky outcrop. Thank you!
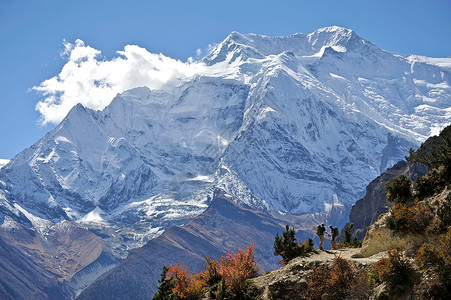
[355,214,430,258]
[349,161,426,240]
[253,248,385,300]
[356,187,450,258]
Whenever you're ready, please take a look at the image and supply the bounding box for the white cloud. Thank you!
[33,39,206,125]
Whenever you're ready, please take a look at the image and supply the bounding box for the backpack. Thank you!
[334,227,339,236]
[316,225,321,236]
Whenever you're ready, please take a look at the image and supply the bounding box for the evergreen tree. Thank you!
[344,223,354,245]
[274,225,312,264]
[153,266,175,300]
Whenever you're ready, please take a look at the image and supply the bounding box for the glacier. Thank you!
[0,26,450,295]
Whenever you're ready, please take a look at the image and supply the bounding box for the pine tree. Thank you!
[273,224,312,264]
[344,223,354,245]
[153,266,175,300]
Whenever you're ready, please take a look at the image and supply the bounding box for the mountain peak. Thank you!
[205,26,375,65]
[227,31,248,41]
[307,26,370,52]
[312,25,354,34]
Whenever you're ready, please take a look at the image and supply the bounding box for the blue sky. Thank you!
[0,0,450,159]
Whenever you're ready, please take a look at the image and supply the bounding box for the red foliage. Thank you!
[167,243,260,299]
[168,263,205,299]
[219,243,260,298]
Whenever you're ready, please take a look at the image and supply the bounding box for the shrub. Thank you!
[241,280,262,300]
[299,237,314,254]
[368,248,415,295]
[347,270,371,300]
[306,265,329,299]
[415,230,451,299]
[437,193,451,230]
[201,256,221,286]
[385,203,409,231]
[413,201,435,231]
[209,281,226,299]
[385,200,434,233]
[413,166,448,197]
[338,236,362,249]
[385,175,412,204]
[168,263,205,300]
[219,243,260,299]
[413,174,435,197]
[306,256,370,299]
[329,256,357,298]
[274,225,313,264]
[415,280,448,300]
[161,243,261,300]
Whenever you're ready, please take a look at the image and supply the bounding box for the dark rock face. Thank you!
[349,161,427,239]
[77,195,301,300]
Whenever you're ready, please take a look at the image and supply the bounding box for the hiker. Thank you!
[329,225,338,250]
[316,223,327,250]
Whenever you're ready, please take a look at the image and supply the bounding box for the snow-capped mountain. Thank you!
[0,26,450,298]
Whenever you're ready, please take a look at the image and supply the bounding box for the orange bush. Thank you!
[415,230,451,299]
[219,243,260,298]
[330,256,355,295]
[200,256,221,286]
[368,248,415,295]
[168,263,205,300]
[165,243,260,300]
[307,265,330,299]
[386,200,434,233]
[306,256,369,299]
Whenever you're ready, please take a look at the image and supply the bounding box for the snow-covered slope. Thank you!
[0,159,8,169]
[1,26,450,263]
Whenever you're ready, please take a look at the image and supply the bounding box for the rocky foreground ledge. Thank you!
[253,248,386,300]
